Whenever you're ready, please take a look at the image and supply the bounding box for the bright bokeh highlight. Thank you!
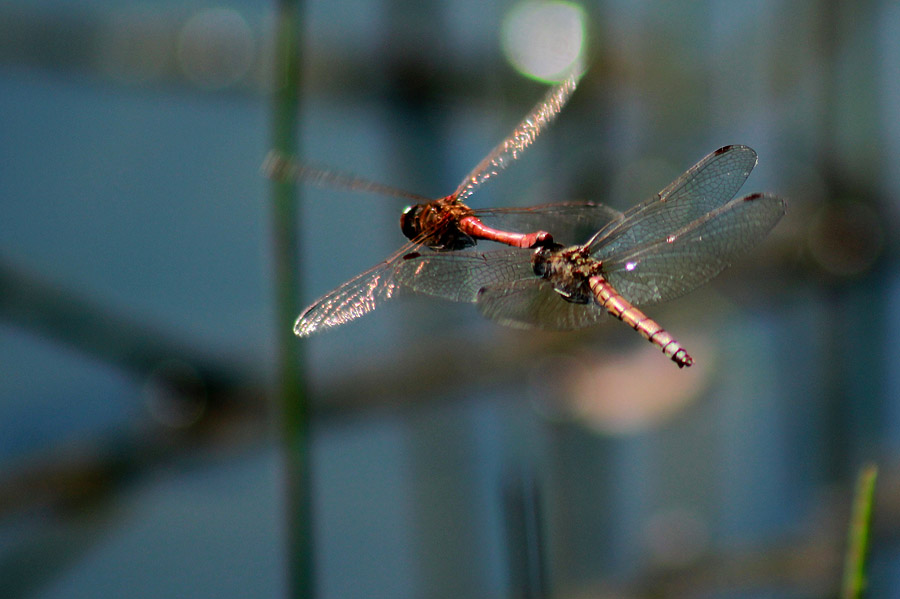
[177,8,255,90]
[501,1,587,82]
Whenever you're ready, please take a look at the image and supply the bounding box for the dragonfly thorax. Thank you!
[532,245,599,304]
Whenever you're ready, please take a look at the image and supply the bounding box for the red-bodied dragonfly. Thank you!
[277,72,587,336]
[393,145,785,367]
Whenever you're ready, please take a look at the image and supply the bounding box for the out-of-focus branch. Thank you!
[0,257,260,394]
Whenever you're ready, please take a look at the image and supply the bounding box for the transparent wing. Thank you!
[588,145,759,258]
[262,151,433,203]
[293,260,402,337]
[294,224,444,336]
[476,201,623,247]
[476,279,607,330]
[394,248,534,302]
[394,248,607,330]
[452,71,581,204]
[601,193,785,306]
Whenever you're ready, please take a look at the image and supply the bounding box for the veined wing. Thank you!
[476,279,607,330]
[294,214,458,336]
[394,248,534,302]
[262,151,433,203]
[294,259,401,337]
[452,71,581,204]
[475,201,623,247]
[601,192,785,306]
[394,248,608,330]
[588,145,758,259]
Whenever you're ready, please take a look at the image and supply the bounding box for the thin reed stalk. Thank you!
[841,464,877,599]
[269,1,313,596]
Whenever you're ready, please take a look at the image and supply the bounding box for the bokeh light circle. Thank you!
[806,201,884,277]
[501,1,588,82]
[177,8,255,90]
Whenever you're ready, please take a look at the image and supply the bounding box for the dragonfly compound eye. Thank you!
[531,247,558,277]
[400,204,425,241]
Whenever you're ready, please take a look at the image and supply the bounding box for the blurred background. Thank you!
[2,0,899,597]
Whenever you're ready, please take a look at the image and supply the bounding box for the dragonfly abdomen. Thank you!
[457,215,552,249]
[588,276,694,368]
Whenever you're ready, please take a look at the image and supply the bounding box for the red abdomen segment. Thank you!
[457,216,552,249]
[588,276,694,368]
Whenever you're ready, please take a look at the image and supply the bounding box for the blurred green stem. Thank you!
[270,0,312,597]
[841,464,877,599]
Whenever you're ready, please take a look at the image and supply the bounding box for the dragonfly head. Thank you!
[531,245,557,277]
[400,203,426,241]
[401,202,475,250]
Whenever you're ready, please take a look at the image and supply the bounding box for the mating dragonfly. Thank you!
[277,72,585,336]
[393,145,785,367]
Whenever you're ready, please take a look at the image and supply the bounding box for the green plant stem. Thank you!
[269,1,313,597]
[841,464,877,599]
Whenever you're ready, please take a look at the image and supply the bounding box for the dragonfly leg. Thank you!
[588,276,693,368]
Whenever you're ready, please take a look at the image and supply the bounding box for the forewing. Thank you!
[293,260,405,337]
[393,248,534,302]
[601,193,785,305]
[294,223,447,336]
[588,145,759,258]
[476,201,623,247]
[452,72,581,203]
[262,151,433,203]
[477,279,607,330]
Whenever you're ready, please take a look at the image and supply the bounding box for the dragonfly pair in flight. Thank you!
[269,73,785,368]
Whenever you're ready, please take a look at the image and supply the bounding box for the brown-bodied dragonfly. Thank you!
[276,72,587,336]
[393,145,785,367]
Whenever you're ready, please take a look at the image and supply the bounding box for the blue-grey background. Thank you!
[2,1,899,598]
